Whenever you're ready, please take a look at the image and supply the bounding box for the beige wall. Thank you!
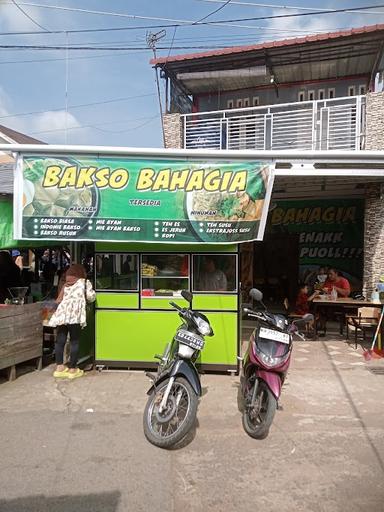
[163,113,182,148]
[363,92,384,296]
[365,92,384,150]
[364,184,384,297]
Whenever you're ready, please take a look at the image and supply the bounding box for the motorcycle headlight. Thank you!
[178,343,195,359]
[257,350,289,368]
[195,316,212,336]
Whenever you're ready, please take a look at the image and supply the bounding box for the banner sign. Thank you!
[267,198,364,287]
[14,155,273,244]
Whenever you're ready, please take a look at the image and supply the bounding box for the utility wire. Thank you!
[28,115,159,135]
[193,0,232,24]
[197,0,384,16]
[1,3,383,36]
[0,38,379,51]
[0,93,156,120]
[10,0,50,31]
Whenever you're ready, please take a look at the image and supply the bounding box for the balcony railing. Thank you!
[182,96,365,151]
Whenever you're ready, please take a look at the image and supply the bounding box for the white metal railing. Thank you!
[182,96,365,151]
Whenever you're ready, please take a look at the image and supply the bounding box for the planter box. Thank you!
[0,302,43,380]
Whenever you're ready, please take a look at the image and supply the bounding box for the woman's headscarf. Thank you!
[56,263,86,303]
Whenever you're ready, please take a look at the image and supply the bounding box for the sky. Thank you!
[0,0,384,148]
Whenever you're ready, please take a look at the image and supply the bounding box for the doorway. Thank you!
[251,234,299,308]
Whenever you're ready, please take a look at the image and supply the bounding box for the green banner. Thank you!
[15,155,272,244]
[267,198,364,287]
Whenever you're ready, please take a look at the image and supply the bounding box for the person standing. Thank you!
[49,263,96,379]
[0,250,22,303]
[197,257,227,292]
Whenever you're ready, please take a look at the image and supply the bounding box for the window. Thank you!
[359,85,366,95]
[243,97,250,108]
[227,99,234,109]
[308,90,315,101]
[298,91,305,102]
[348,85,356,97]
[328,88,335,99]
[318,89,325,100]
[141,254,189,297]
[253,96,260,106]
[95,253,138,291]
[192,254,237,293]
[236,99,243,108]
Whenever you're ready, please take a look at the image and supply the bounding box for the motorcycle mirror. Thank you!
[249,288,263,302]
[181,290,193,304]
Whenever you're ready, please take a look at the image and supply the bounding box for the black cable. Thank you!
[10,0,50,32]
[193,0,232,24]
[0,4,383,36]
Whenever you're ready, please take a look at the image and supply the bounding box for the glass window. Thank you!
[141,254,189,297]
[193,254,237,293]
[298,91,305,102]
[95,253,138,291]
[328,88,335,99]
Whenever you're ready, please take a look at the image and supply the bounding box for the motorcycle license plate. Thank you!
[175,331,205,350]
[259,327,290,344]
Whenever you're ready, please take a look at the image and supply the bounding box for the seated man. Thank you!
[317,269,351,335]
[321,268,351,298]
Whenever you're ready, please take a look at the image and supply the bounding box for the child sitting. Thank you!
[294,283,318,337]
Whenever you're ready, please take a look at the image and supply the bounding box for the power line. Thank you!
[193,0,232,24]
[197,0,384,16]
[28,115,159,135]
[1,3,383,36]
[0,93,156,120]
[0,51,147,65]
[10,0,50,31]
[0,44,252,51]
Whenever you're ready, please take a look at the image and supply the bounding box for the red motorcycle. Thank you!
[240,288,309,439]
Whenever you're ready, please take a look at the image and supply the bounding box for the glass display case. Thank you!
[141,254,189,297]
[192,254,237,293]
[95,253,138,291]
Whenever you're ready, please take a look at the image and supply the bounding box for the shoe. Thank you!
[53,368,69,378]
[67,369,84,380]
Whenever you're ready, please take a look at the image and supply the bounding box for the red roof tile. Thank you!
[151,23,384,66]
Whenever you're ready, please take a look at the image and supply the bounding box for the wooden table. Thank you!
[0,302,43,380]
[312,297,383,336]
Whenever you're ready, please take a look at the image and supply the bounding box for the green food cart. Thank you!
[94,242,239,371]
[10,146,274,372]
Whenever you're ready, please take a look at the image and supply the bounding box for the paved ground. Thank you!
[0,334,384,512]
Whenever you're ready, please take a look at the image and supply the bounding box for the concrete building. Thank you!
[151,24,384,301]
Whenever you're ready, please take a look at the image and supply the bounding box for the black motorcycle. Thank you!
[143,290,214,449]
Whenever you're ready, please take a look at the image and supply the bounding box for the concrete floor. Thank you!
[0,336,384,512]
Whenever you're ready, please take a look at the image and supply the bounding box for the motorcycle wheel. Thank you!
[143,377,198,448]
[242,380,277,439]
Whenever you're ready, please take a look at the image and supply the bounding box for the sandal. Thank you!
[67,369,84,380]
[53,368,69,378]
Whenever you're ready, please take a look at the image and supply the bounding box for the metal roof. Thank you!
[0,125,43,145]
[151,24,384,94]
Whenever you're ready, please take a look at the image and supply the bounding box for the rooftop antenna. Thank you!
[147,30,166,147]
